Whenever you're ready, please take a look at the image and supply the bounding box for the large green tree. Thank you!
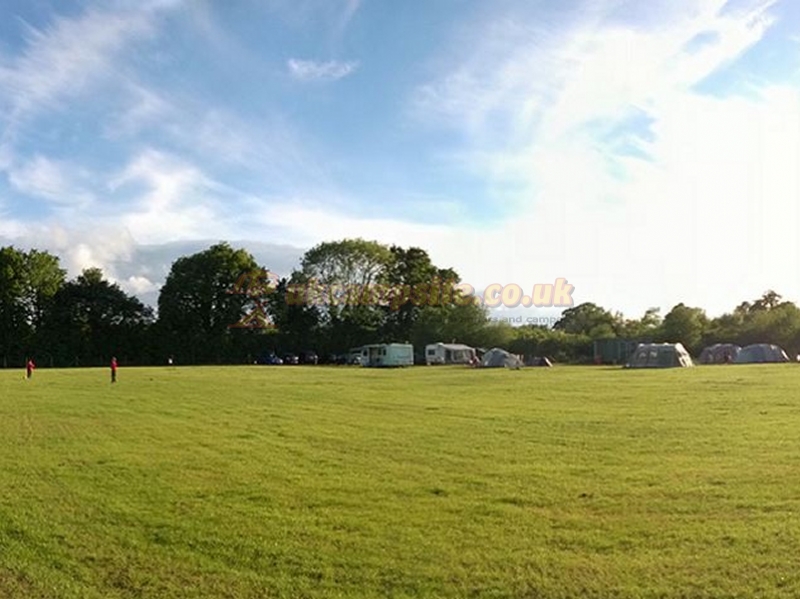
[381,245,461,343]
[264,275,322,355]
[714,291,800,356]
[658,303,708,353]
[23,249,66,333]
[299,238,393,291]
[294,239,394,352]
[157,243,263,364]
[553,302,618,338]
[0,247,29,366]
[0,246,66,366]
[43,268,153,366]
[284,238,495,357]
[615,307,661,340]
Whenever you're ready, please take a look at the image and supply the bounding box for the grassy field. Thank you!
[2,363,800,598]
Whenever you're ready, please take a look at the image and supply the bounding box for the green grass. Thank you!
[2,363,800,598]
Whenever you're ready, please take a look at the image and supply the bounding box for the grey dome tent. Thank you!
[699,343,741,364]
[480,348,523,369]
[733,343,790,364]
[625,343,694,368]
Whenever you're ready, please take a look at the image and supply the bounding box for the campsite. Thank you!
[3,363,800,598]
[3,241,800,598]
[3,0,800,595]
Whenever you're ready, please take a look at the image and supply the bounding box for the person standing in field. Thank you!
[110,356,118,383]
[26,358,35,379]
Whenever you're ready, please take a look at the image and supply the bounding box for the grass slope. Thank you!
[1,364,799,598]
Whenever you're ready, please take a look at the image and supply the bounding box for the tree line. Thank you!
[1,240,797,367]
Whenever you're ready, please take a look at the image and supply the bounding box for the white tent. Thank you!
[480,348,522,369]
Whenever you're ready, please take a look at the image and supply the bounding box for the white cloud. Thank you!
[287,58,359,82]
[256,203,454,249]
[5,155,95,207]
[102,80,328,193]
[342,0,362,22]
[336,0,362,34]
[0,222,308,307]
[166,108,310,181]
[414,0,776,143]
[0,4,176,130]
[124,275,159,295]
[0,143,12,170]
[0,216,26,239]
[248,0,363,32]
[104,83,173,138]
[2,223,137,281]
[398,0,799,316]
[109,149,235,244]
[1,0,795,322]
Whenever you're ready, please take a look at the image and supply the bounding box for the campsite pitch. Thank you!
[1,364,800,598]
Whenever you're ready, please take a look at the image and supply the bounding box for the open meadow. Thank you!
[2,363,800,598]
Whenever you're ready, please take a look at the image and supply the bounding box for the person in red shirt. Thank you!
[26,358,35,379]
[110,357,118,383]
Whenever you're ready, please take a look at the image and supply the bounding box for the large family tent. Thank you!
[733,343,790,364]
[625,343,694,368]
[699,343,741,364]
[480,348,523,369]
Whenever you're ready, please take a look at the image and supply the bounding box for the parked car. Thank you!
[257,353,283,365]
[328,354,349,365]
[300,350,318,365]
[283,354,299,365]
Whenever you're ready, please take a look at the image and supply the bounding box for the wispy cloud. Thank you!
[393,0,800,315]
[108,149,235,244]
[287,58,359,82]
[0,0,794,320]
[105,83,173,138]
[411,0,780,197]
[341,0,362,25]
[0,3,178,136]
[414,0,776,137]
[5,155,95,207]
[104,78,331,193]
[247,0,363,33]
[335,0,363,36]
[0,143,12,171]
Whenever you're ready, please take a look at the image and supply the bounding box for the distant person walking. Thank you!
[110,356,118,383]
[26,358,35,379]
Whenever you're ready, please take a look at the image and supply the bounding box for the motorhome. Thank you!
[360,343,414,367]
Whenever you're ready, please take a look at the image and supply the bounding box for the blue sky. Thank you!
[1,0,799,321]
